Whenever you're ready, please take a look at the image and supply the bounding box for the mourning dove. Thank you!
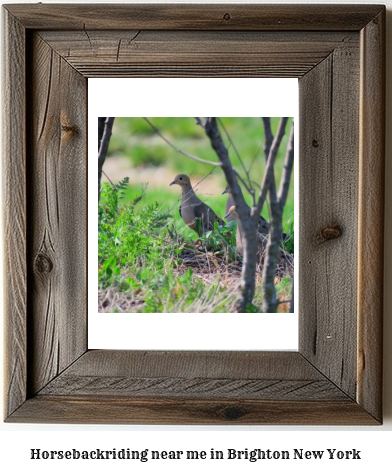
[170,174,225,237]
[222,185,288,240]
[224,205,266,258]
[222,185,270,235]
[225,205,293,275]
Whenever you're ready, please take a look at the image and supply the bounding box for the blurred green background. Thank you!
[103,117,294,240]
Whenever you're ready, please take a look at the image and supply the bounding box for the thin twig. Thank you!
[234,170,257,198]
[248,137,264,175]
[259,118,290,313]
[255,118,288,218]
[143,117,222,167]
[278,121,294,207]
[102,169,115,187]
[217,117,252,190]
[98,117,106,151]
[194,117,207,127]
[262,117,274,162]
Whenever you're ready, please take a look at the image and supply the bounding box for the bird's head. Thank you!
[222,184,230,195]
[224,205,239,220]
[170,174,191,188]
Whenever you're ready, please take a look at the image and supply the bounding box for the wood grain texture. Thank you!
[4,4,383,30]
[39,377,347,400]
[56,350,328,379]
[9,396,378,425]
[357,9,385,422]
[11,351,376,424]
[27,33,87,395]
[299,40,360,399]
[38,30,357,78]
[2,9,27,419]
[37,351,346,400]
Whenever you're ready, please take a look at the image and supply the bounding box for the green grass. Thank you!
[98,180,294,313]
[122,184,228,241]
[98,181,240,312]
[123,183,294,246]
[109,117,293,181]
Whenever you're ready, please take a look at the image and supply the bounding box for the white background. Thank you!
[1,0,391,473]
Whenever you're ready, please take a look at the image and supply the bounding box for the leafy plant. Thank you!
[98,182,293,313]
[282,213,294,254]
[200,220,238,260]
[98,181,177,288]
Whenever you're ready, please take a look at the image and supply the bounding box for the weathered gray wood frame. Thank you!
[2,4,385,424]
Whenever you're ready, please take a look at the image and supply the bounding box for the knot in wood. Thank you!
[61,124,78,134]
[34,252,53,275]
[223,12,231,21]
[223,405,244,420]
[312,139,319,148]
[314,225,342,245]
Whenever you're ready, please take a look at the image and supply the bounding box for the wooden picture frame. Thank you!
[3,4,385,424]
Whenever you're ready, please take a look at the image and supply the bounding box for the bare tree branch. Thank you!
[204,117,260,313]
[261,119,294,313]
[217,117,253,192]
[143,117,222,167]
[234,170,257,198]
[255,118,288,219]
[102,169,115,188]
[289,281,294,313]
[247,138,265,191]
[186,117,294,313]
[262,117,274,161]
[98,117,106,151]
[98,117,115,202]
[280,122,295,315]
[194,117,207,127]
[278,122,295,207]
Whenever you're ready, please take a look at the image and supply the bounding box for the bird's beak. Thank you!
[222,188,228,195]
[169,180,177,186]
[224,211,231,219]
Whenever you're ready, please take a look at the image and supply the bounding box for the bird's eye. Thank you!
[179,177,183,180]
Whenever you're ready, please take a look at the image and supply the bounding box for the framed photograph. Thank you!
[3,4,385,424]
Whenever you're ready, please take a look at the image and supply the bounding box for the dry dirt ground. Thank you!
[98,247,294,314]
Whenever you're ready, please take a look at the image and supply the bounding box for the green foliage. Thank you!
[275,274,294,310]
[139,268,207,313]
[275,274,292,294]
[98,180,177,288]
[128,266,236,313]
[245,302,262,313]
[98,183,294,312]
[282,213,294,254]
[203,220,238,261]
